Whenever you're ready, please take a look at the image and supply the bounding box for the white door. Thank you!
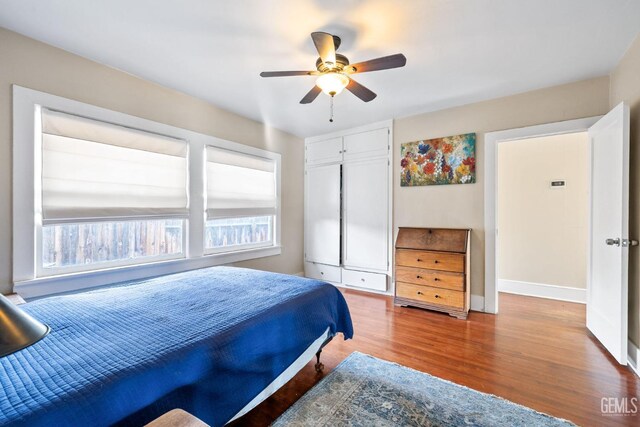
[305,164,341,266]
[343,157,389,271]
[587,102,630,365]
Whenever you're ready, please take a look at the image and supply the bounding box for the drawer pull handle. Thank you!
[434,278,439,281]
[434,260,439,264]
[417,291,423,295]
[416,275,422,279]
[434,294,441,298]
[320,272,324,275]
[361,278,365,282]
[416,258,422,262]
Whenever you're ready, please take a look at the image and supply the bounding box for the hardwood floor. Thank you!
[233,290,640,427]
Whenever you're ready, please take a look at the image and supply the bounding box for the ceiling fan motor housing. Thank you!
[316,53,350,73]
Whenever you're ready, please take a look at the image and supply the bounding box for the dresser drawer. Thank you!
[395,266,464,291]
[305,262,341,283]
[342,269,387,292]
[395,249,465,273]
[396,282,464,309]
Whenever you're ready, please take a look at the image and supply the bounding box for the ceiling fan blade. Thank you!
[300,85,322,104]
[311,32,337,65]
[348,54,407,73]
[260,70,317,77]
[346,78,377,102]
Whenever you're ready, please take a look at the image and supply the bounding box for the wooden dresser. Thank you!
[394,227,471,319]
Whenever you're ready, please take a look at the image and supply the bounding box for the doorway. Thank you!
[496,132,589,305]
[484,116,600,314]
[484,104,632,365]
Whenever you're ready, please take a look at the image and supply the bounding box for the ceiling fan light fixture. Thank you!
[260,32,406,106]
[316,73,349,96]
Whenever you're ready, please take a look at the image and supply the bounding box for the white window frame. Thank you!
[13,86,281,298]
[202,142,281,255]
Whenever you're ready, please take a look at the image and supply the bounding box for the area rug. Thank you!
[272,352,575,427]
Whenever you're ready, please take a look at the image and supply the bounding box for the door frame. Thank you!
[484,116,601,314]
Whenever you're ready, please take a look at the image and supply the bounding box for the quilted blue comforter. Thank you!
[0,267,353,426]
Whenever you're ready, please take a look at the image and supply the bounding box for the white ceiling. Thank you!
[0,0,639,137]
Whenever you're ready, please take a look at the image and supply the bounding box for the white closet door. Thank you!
[343,128,389,161]
[306,137,343,165]
[343,157,388,271]
[305,164,341,265]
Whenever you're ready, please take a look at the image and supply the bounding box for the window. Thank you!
[37,109,188,275]
[205,216,273,251]
[13,86,281,297]
[205,147,277,253]
[42,219,183,270]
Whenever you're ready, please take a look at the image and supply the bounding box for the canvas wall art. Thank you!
[400,133,476,186]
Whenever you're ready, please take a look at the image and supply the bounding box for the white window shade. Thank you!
[41,109,188,224]
[206,147,276,218]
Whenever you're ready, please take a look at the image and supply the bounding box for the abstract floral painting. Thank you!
[400,133,476,186]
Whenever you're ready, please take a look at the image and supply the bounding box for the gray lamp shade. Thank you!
[0,294,50,358]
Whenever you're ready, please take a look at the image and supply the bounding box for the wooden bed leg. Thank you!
[314,334,333,373]
[314,349,324,373]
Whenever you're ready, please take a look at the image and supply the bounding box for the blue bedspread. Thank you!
[0,267,353,426]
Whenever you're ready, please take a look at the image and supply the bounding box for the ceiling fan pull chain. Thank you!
[329,95,334,123]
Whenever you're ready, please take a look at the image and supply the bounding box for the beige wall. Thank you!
[497,133,589,289]
[0,28,305,295]
[394,76,610,297]
[610,34,640,347]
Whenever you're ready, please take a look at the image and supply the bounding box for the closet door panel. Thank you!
[343,128,388,161]
[343,158,388,271]
[306,137,343,165]
[305,164,341,265]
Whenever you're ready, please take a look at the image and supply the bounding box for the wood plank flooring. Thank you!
[233,291,639,427]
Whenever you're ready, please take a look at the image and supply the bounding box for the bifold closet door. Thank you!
[342,158,388,271]
[305,163,341,266]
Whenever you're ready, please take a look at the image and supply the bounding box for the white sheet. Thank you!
[228,327,332,423]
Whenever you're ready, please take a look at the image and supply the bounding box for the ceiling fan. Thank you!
[260,32,406,111]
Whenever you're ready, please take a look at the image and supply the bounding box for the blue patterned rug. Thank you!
[272,352,575,426]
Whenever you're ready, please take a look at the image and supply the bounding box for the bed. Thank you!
[0,266,353,426]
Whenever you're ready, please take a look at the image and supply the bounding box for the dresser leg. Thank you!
[450,312,468,320]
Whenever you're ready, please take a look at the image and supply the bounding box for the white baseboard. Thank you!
[498,279,586,304]
[294,271,305,277]
[470,294,485,312]
[629,339,640,378]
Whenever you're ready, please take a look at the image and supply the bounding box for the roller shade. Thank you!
[41,109,188,224]
[206,146,276,218]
